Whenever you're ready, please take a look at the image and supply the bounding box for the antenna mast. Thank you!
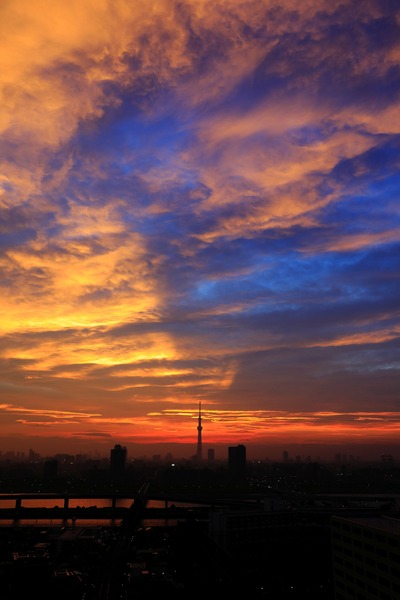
[196,402,202,462]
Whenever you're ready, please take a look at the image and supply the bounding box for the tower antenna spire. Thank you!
[196,401,202,463]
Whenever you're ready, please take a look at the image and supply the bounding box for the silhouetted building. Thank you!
[382,453,394,465]
[228,444,246,478]
[43,459,58,480]
[331,515,400,599]
[28,448,40,461]
[207,448,215,463]
[209,507,333,594]
[110,444,127,477]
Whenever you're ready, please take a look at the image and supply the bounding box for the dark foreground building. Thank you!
[331,515,400,600]
[228,444,247,478]
[110,443,127,478]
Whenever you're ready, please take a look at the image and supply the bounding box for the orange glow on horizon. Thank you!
[2,404,400,455]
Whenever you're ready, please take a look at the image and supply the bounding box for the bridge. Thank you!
[0,489,257,521]
[2,489,397,521]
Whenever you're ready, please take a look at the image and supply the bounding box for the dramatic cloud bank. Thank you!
[1,0,400,458]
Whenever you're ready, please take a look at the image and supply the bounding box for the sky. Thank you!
[1,0,400,461]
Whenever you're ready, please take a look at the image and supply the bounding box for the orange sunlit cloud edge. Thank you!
[3,403,400,449]
[1,1,400,458]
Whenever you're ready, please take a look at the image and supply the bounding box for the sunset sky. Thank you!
[1,0,400,460]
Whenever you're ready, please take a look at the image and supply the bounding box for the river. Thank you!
[0,496,207,527]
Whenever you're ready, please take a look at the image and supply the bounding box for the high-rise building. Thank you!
[228,444,246,478]
[331,515,400,599]
[28,448,40,461]
[43,459,58,480]
[110,444,127,477]
[207,448,215,463]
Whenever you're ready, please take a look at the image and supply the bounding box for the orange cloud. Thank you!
[0,403,100,418]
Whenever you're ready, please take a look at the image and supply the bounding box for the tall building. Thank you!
[209,507,333,594]
[331,515,400,599]
[43,459,58,480]
[228,444,246,478]
[196,402,203,463]
[110,443,127,477]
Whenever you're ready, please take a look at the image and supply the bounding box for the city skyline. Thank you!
[1,1,400,458]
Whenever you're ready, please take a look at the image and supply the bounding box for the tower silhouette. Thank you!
[196,402,202,462]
